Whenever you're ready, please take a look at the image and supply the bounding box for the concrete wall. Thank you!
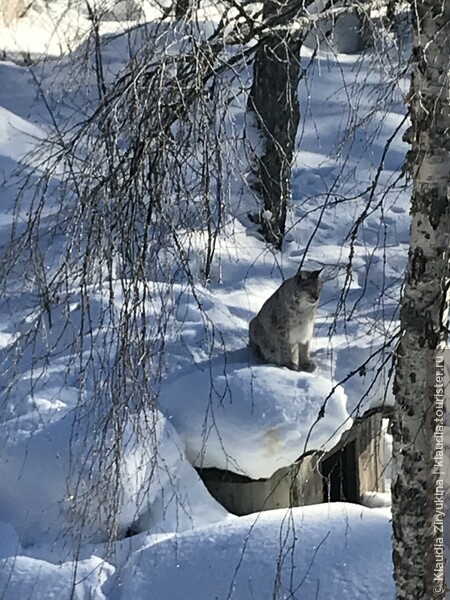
[356,411,385,495]
[304,0,377,54]
[199,454,324,516]
[198,411,386,516]
[322,410,385,498]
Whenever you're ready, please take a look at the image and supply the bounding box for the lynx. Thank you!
[249,268,323,372]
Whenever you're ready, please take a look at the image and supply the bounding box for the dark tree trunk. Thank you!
[174,0,195,20]
[386,0,397,25]
[248,0,302,250]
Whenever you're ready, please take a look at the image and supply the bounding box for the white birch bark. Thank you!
[0,0,25,25]
[392,1,450,598]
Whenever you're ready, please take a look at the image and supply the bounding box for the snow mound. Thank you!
[0,407,227,545]
[159,357,350,479]
[0,106,43,162]
[0,555,113,600]
[115,503,394,600]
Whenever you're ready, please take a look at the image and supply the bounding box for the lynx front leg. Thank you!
[296,343,316,373]
[277,342,300,371]
[290,343,300,370]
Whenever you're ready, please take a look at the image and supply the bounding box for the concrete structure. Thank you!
[197,409,389,515]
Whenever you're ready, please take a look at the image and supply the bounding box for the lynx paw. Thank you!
[297,360,316,373]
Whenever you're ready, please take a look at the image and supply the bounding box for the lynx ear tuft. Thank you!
[310,268,324,279]
[297,267,323,280]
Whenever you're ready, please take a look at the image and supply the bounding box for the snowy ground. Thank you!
[0,2,413,598]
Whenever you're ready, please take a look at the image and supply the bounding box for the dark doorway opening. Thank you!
[321,441,358,503]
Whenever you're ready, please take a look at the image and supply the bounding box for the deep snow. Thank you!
[0,2,419,598]
[114,504,394,600]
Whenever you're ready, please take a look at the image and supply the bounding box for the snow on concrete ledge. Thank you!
[159,356,350,480]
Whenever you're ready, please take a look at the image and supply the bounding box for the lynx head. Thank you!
[296,268,323,304]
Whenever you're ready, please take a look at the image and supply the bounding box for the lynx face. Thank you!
[293,269,323,307]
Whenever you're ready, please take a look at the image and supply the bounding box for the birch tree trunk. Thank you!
[0,0,24,25]
[392,1,450,598]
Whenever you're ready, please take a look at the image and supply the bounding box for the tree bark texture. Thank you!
[175,0,196,20]
[392,1,450,598]
[0,0,24,25]
[248,0,302,250]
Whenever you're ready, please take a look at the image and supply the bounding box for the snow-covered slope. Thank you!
[0,408,228,546]
[0,552,113,600]
[0,2,410,598]
[114,504,394,600]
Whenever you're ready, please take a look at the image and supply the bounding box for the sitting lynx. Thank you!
[249,269,323,372]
